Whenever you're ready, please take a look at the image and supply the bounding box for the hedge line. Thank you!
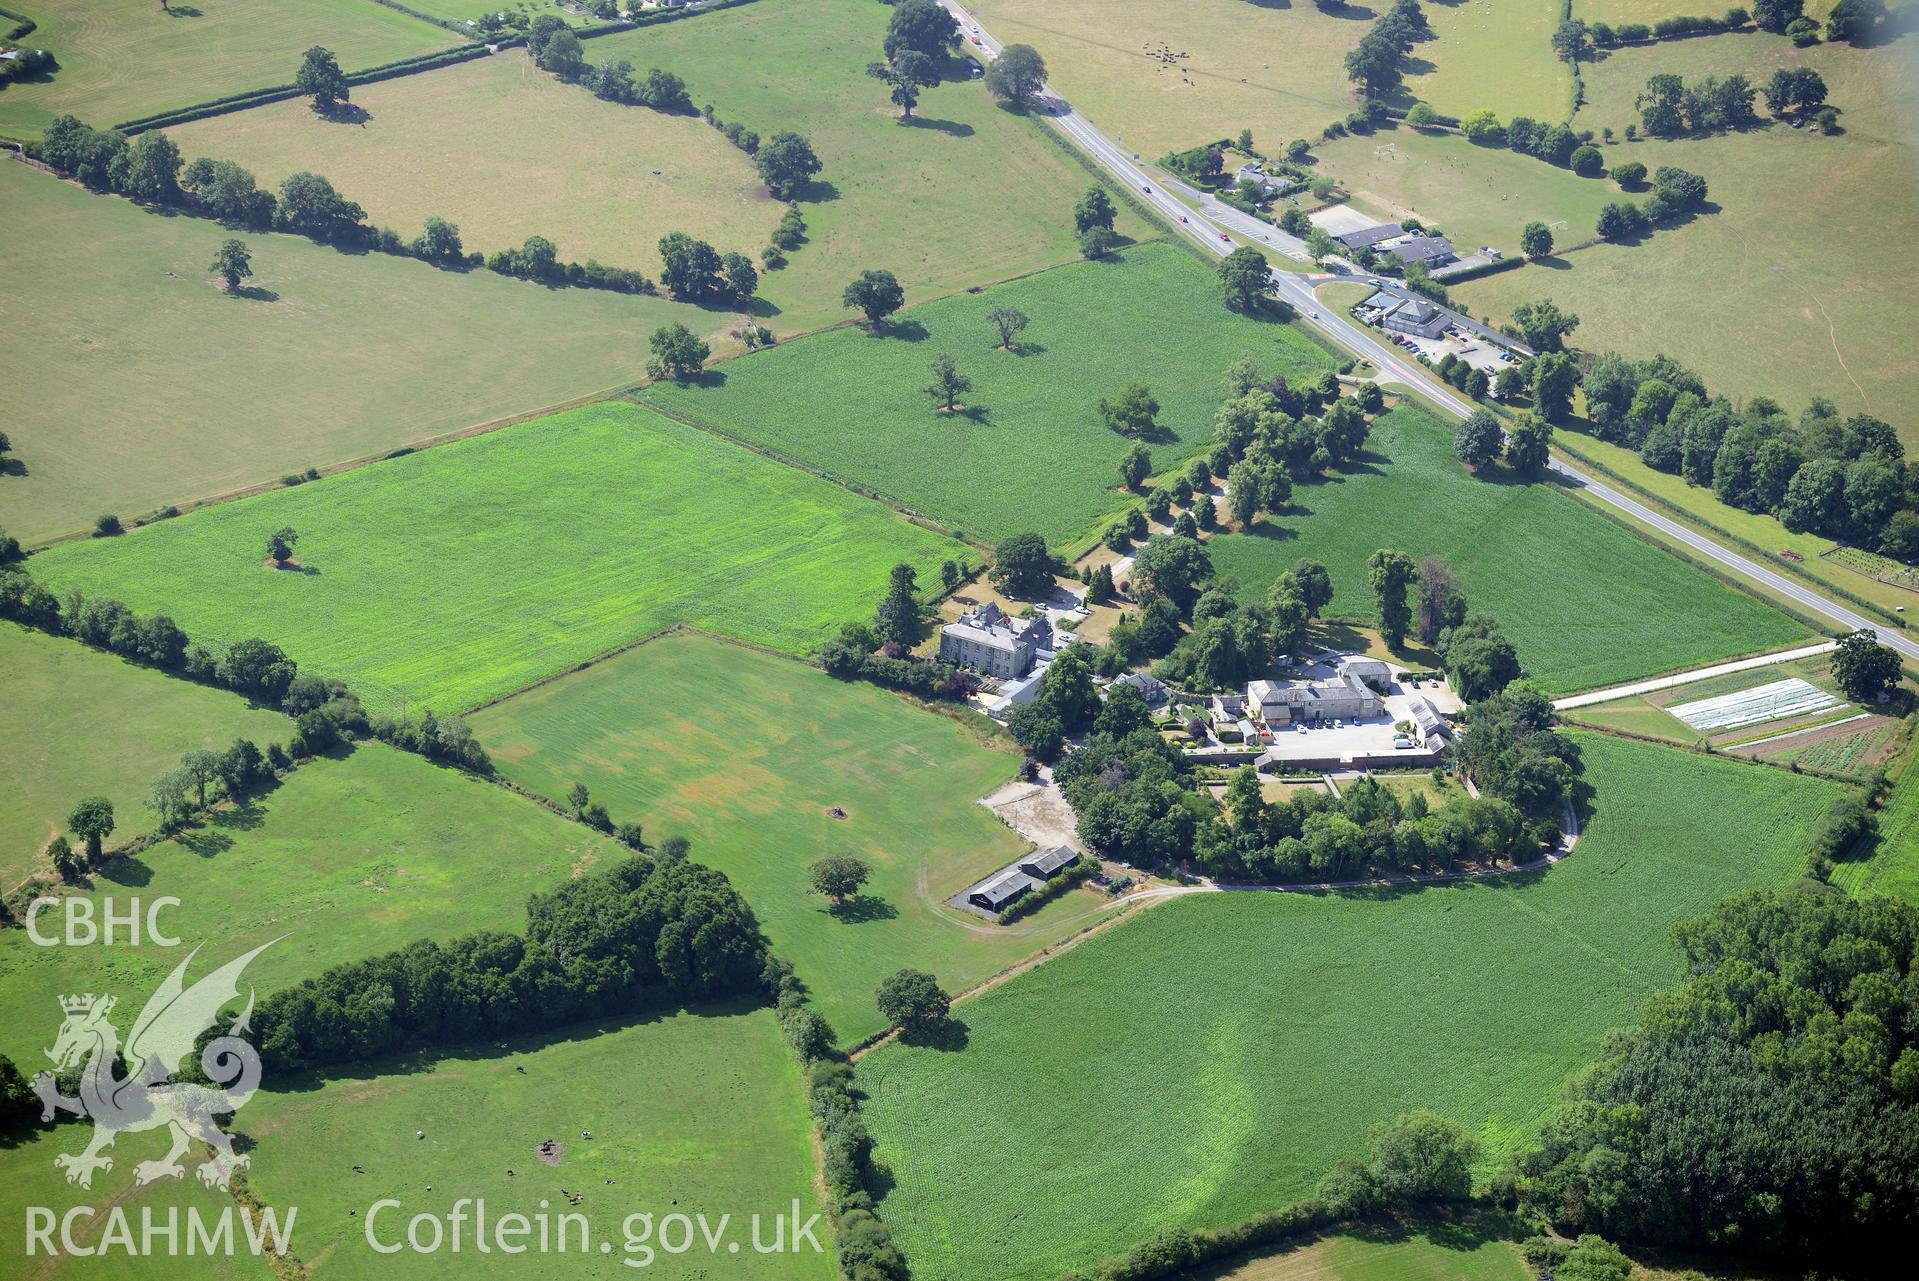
[1432,254,1526,285]
[0,5,33,42]
[115,43,487,133]
[361,0,478,39]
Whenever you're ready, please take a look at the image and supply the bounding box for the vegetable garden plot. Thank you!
[1669,678,1839,733]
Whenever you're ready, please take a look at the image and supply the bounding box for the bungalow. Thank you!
[1020,846,1080,880]
[969,868,1038,912]
[1383,235,1457,269]
[1362,291,1448,339]
[1234,162,1291,196]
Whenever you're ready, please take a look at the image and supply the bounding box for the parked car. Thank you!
[1334,719,1344,729]
[1392,736,1414,750]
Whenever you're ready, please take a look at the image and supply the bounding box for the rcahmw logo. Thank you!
[21,940,298,1260]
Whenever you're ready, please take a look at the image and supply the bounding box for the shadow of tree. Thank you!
[827,894,899,923]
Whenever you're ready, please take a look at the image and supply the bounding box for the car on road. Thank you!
[1309,310,1319,319]
[971,35,982,45]
[1178,215,1187,223]
[1142,184,1151,193]
[1219,231,1231,242]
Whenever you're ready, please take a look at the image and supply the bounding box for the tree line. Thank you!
[1575,349,1919,556]
[33,114,658,297]
[246,846,766,1073]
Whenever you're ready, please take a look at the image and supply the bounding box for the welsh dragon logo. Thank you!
[34,941,275,1192]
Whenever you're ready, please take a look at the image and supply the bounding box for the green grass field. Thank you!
[965,0,1364,161]
[1203,1213,1530,1281]
[0,621,289,888]
[0,160,718,546]
[29,401,969,716]
[1831,758,1919,903]
[470,631,1106,1044]
[0,1140,274,1280]
[1454,31,1919,440]
[1202,404,1807,693]
[0,0,453,137]
[0,742,617,1069]
[583,0,1152,331]
[1404,0,1573,123]
[170,50,775,284]
[1313,123,1617,262]
[641,243,1340,547]
[239,1004,835,1281]
[857,733,1837,1281]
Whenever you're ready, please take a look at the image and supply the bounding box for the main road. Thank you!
[941,1,1919,662]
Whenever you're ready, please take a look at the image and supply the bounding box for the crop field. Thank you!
[0,621,289,888]
[1454,31,1919,439]
[586,0,1152,331]
[0,743,617,1069]
[963,0,1364,161]
[1566,653,1842,746]
[1765,717,1902,777]
[29,401,969,716]
[470,631,1105,1044]
[0,0,453,138]
[1207,1213,1529,1281]
[239,1005,835,1281]
[857,733,1838,1281]
[1403,0,1573,123]
[1831,759,1919,903]
[1202,404,1808,693]
[171,51,774,283]
[641,243,1341,547]
[1313,123,1617,262]
[0,160,718,547]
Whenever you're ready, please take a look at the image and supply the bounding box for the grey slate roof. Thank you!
[1020,846,1079,879]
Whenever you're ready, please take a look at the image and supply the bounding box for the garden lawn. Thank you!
[857,733,1839,1281]
[964,0,1365,161]
[641,243,1340,547]
[238,1005,834,1281]
[1403,0,1574,123]
[1203,404,1807,693]
[0,622,288,887]
[0,742,618,1069]
[470,632,1106,1045]
[28,401,969,716]
[170,51,774,283]
[1453,30,1919,440]
[0,0,453,137]
[586,0,1152,331]
[0,160,717,546]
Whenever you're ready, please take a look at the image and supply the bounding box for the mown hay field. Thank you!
[857,733,1840,1281]
[471,631,1107,1045]
[29,402,969,715]
[1203,404,1808,693]
[641,243,1340,547]
[586,0,1153,330]
[0,161,713,546]
[170,50,776,284]
[0,0,453,137]
[1831,759,1919,904]
[963,0,1364,162]
[0,743,618,1069]
[1403,0,1574,123]
[0,621,288,887]
[240,1004,836,1281]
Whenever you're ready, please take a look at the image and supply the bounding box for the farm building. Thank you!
[1019,846,1080,880]
[969,868,1038,912]
[1409,697,1450,746]
[940,602,1054,679]
[1339,657,1393,693]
